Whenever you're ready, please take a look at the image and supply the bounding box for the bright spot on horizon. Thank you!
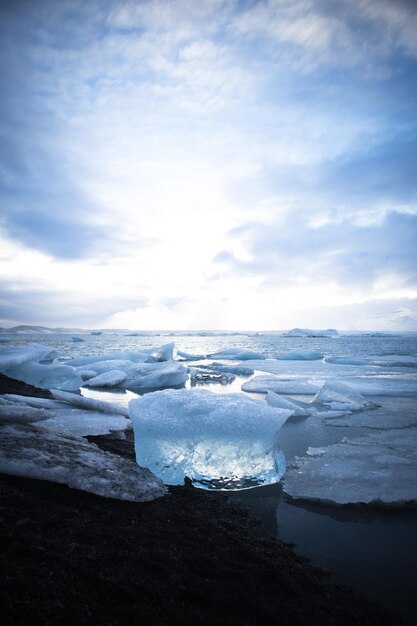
[0,0,416,331]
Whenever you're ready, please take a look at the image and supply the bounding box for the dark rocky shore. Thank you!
[0,375,403,625]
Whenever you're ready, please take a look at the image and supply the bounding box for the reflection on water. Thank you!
[228,484,417,622]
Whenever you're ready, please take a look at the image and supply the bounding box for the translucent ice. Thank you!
[50,390,129,417]
[176,350,206,361]
[311,380,380,412]
[283,428,417,506]
[266,391,311,417]
[130,389,292,489]
[242,375,320,395]
[0,424,166,502]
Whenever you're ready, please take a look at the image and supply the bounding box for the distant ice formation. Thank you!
[275,350,323,360]
[0,424,166,502]
[208,347,266,360]
[130,388,292,489]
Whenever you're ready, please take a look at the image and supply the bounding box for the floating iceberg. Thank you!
[122,362,188,390]
[66,342,175,367]
[266,391,311,417]
[242,375,320,395]
[130,389,292,489]
[283,428,417,506]
[0,343,82,390]
[0,424,166,502]
[83,370,127,387]
[311,380,380,413]
[71,336,85,342]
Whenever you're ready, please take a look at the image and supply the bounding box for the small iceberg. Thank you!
[130,388,292,490]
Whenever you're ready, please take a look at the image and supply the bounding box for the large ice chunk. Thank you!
[83,370,127,387]
[66,342,175,367]
[130,389,291,490]
[283,429,417,506]
[311,380,380,412]
[0,344,83,390]
[0,424,166,502]
[122,362,188,390]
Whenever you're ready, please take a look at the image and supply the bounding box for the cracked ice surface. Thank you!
[131,388,292,490]
[0,424,166,502]
[283,428,417,506]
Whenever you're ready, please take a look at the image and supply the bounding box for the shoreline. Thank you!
[0,374,405,624]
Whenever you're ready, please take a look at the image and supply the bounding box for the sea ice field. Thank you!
[0,328,416,619]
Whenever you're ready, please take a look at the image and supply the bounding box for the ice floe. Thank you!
[242,375,320,395]
[176,350,206,361]
[283,428,417,506]
[130,388,292,489]
[0,343,82,390]
[0,424,166,502]
[266,391,311,417]
[65,342,175,367]
[208,347,266,360]
[311,380,380,412]
[1,392,129,436]
[83,370,127,387]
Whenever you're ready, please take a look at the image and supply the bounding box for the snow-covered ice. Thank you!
[283,428,417,506]
[130,388,292,489]
[0,424,166,502]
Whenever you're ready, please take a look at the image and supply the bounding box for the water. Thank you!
[3,330,417,620]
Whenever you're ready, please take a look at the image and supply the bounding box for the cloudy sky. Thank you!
[1,0,416,330]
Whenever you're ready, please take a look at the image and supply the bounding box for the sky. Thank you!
[0,0,416,331]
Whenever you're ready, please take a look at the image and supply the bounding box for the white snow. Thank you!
[130,388,291,489]
[0,424,166,502]
[83,370,127,387]
[283,428,417,506]
[266,391,311,417]
[242,375,320,395]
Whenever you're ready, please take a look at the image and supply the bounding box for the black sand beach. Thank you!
[0,375,404,625]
